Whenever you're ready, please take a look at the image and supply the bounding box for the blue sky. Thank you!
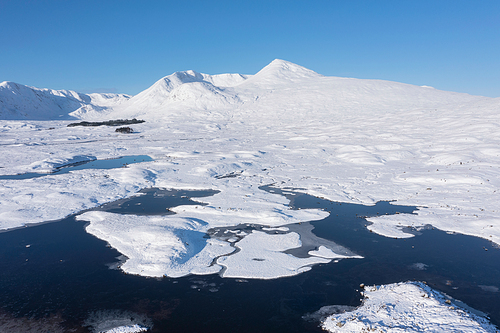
[1,0,499,97]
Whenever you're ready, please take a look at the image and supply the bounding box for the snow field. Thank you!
[1,59,500,275]
[218,231,331,279]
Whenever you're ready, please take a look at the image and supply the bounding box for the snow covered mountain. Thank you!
[106,59,489,121]
[0,59,493,122]
[0,81,130,120]
[116,70,248,116]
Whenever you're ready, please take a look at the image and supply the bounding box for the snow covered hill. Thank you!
[0,81,130,120]
[115,70,248,117]
[107,59,488,122]
[1,59,490,122]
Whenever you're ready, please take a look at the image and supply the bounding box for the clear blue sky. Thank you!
[1,0,499,97]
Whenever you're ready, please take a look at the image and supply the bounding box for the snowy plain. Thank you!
[1,59,500,331]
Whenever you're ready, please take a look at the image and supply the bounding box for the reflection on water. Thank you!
[0,155,153,180]
[93,188,219,216]
[0,186,499,332]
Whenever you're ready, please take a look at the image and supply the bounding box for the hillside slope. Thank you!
[0,81,130,120]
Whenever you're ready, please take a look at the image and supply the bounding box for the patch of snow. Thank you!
[104,325,148,333]
[308,245,359,259]
[84,310,151,333]
[76,197,351,278]
[217,231,332,279]
[321,281,499,332]
[262,226,289,231]
[77,211,233,278]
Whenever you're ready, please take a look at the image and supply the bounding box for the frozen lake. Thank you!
[0,187,498,332]
[0,155,153,180]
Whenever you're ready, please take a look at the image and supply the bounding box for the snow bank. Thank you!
[321,282,498,332]
[103,325,148,333]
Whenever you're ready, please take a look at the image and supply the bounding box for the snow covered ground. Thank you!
[1,60,500,270]
[1,60,499,239]
[2,59,500,329]
[320,282,499,332]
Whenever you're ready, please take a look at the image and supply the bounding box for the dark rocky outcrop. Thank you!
[115,127,134,134]
[67,118,145,127]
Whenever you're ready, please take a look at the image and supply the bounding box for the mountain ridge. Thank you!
[0,59,494,121]
[0,81,131,120]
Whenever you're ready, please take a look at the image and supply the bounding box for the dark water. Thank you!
[0,155,153,180]
[0,187,499,332]
[94,188,220,216]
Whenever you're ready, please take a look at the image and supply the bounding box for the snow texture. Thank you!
[103,325,148,333]
[321,281,499,332]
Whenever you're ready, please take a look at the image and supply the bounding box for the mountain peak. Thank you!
[248,59,322,84]
[171,70,205,84]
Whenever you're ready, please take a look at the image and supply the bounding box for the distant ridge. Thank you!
[0,81,130,120]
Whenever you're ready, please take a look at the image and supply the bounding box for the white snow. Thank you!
[84,309,151,333]
[321,281,498,332]
[217,231,331,279]
[308,245,358,259]
[77,211,234,278]
[103,325,148,333]
[1,59,500,280]
[0,81,130,120]
[76,196,354,278]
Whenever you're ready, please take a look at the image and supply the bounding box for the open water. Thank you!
[0,186,499,332]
